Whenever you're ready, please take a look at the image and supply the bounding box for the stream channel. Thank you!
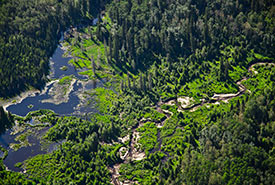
[0,33,101,171]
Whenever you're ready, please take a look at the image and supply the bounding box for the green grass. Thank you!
[143,108,166,122]
[58,75,73,85]
[229,65,248,82]
[137,122,158,154]
[62,13,134,89]
[0,146,8,159]
[88,87,117,113]
[10,130,32,151]
[253,52,274,61]
[60,66,68,71]
[243,64,275,96]
[119,151,166,183]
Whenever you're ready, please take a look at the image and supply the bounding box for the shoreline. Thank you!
[1,89,40,113]
[1,79,59,113]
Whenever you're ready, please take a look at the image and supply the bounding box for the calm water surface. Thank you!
[1,37,101,171]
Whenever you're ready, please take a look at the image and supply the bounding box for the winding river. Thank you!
[109,61,275,184]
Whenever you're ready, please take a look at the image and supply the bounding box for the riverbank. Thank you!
[1,88,40,112]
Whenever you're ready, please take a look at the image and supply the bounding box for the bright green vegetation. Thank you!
[27,104,33,109]
[4,110,59,152]
[143,108,166,122]
[1,0,275,184]
[57,75,76,95]
[137,122,158,154]
[22,114,121,184]
[112,65,275,184]
[243,64,275,95]
[58,75,73,85]
[0,146,8,160]
[60,66,68,71]
[88,87,117,113]
[10,130,32,151]
[119,151,166,183]
[64,13,124,81]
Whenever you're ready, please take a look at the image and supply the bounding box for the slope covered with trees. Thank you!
[103,0,274,72]
[0,0,275,184]
[0,106,13,134]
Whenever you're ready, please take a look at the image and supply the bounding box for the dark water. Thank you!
[0,128,48,172]
[6,82,81,117]
[1,36,103,171]
[0,130,13,148]
[6,44,98,117]
[49,46,88,80]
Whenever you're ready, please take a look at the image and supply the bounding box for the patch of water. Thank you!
[49,46,88,80]
[28,119,35,126]
[0,130,14,149]
[1,22,109,171]
[0,126,50,172]
[4,135,46,172]
[6,43,94,117]
[0,150,4,158]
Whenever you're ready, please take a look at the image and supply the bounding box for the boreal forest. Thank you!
[0,0,275,184]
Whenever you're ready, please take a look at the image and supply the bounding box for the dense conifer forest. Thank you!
[0,0,275,184]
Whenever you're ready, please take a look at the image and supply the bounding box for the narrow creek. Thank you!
[109,61,275,184]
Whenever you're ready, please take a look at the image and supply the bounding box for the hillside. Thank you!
[0,0,275,184]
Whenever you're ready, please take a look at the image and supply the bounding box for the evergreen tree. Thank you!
[219,58,225,81]
[0,106,13,134]
[108,35,112,62]
[148,72,152,90]
[104,38,109,63]
[113,34,119,62]
[120,80,124,92]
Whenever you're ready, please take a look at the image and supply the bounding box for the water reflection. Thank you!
[2,36,103,171]
[6,43,97,117]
